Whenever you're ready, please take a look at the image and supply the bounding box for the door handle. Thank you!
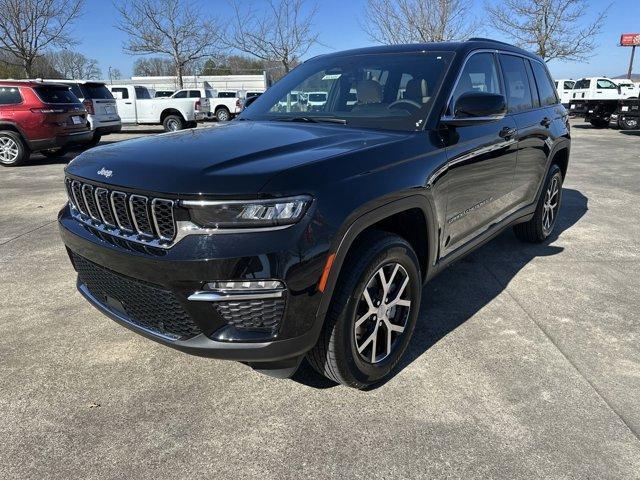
[540,117,551,127]
[125,102,132,105]
[499,126,517,139]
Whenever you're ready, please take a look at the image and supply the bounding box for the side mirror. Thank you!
[442,91,507,126]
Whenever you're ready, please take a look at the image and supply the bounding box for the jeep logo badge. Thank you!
[97,167,113,178]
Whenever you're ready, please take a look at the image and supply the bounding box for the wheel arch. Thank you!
[315,195,437,324]
[0,122,28,144]
[160,109,185,122]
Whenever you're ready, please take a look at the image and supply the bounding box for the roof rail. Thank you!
[467,37,513,46]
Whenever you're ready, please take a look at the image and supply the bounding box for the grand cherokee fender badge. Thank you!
[97,167,113,178]
[447,197,493,224]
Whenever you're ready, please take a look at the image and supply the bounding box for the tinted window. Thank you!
[205,90,216,98]
[34,85,80,104]
[155,91,173,98]
[80,83,114,99]
[218,92,237,98]
[111,87,129,99]
[524,60,540,108]
[66,83,83,99]
[596,79,617,89]
[173,90,188,98]
[189,90,201,98]
[499,55,533,113]
[574,79,591,89]
[564,81,575,89]
[309,93,327,102]
[134,86,151,99]
[451,52,502,113]
[531,61,559,106]
[0,86,22,105]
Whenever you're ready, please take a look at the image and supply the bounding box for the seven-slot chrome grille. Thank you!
[65,177,176,245]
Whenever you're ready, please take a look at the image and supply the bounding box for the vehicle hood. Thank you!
[66,121,407,196]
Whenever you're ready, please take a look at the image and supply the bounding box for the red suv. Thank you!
[0,81,93,166]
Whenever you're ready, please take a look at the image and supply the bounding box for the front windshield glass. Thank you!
[241,51,454,131]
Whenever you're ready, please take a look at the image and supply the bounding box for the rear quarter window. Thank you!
[33,86,80,104]
[218,92,236,98]
[0,86,22,105]
[80,84,114,100]
[530,61,559,106]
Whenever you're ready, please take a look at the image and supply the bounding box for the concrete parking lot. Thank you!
[1,121,639,479]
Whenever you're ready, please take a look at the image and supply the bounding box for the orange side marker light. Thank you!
[317,253,336,292]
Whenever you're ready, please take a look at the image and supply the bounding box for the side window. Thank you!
[189,90,201,98]
[450,52,501,113]
[134,87,151,99]
[173,90,188,98]
[524,59,540,108]
[112,88,128,99]
[499,54,533,113]
[531,61,559,106]
[596,79,617,89]
[0,86,22,105]
[564,81,575,90]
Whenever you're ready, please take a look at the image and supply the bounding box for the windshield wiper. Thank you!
[281,116,348,125]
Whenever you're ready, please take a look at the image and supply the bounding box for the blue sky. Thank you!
[77,0,638,80]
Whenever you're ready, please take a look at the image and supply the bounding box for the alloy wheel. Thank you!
[542,175,560,235]
[354,262,412,363]
[0,136,19,164]
[166,119,180,131]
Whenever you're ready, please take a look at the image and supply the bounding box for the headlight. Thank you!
[182,195,312,229]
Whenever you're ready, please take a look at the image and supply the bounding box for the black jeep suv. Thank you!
[59,39,570,388]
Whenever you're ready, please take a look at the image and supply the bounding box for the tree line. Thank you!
[0,0,611,86]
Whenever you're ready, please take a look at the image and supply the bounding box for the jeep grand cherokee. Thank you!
[59,39,570,388]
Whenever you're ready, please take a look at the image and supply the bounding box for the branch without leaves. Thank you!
[47,50,101,79]
[0,0,84,77]
[486,0,610,62]
[225,0,320,73]
[362,0,480,45]
[114,0,222,88]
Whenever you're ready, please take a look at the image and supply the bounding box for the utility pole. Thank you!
[628,46,636,80]
[108,66,113,85]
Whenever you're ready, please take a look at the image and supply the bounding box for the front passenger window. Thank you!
[450,53,501,114]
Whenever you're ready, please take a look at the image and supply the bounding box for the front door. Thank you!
[441,52,518,255]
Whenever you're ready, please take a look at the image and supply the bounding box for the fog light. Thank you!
[204,280,284,292]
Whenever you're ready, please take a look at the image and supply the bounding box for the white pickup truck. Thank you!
[108,85,210,132]
[569,77,639,128]
[171,88,244,122]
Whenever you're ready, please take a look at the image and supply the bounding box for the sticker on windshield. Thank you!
[321,74,342,80]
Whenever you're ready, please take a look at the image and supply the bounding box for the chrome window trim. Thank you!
[94,187,115,227]
[151,198,176,242]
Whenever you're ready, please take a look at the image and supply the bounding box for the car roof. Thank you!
[0,80,69,88]
[309,38,542,63]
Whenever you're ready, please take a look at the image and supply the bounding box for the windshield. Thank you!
[81,83,114,100]
[241,51,454,131]
[34,85,80,104]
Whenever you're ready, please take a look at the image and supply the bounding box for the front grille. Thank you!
[215,298,286,333]
[65,177,177,243]
[73,253,201,340]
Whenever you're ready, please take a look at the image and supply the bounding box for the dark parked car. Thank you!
[59,39,570,388]
[0,81,92,166]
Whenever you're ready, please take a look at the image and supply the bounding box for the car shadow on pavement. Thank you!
[619,131,640,136]
[292,188,588,390]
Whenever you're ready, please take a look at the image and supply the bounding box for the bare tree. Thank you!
[362,0,479,45]
[226,0,319,73]
[114,0,221,88]
[48,50,101,79]
[486,0,610,62]
[0,0,84,77]
[133,57,174,76]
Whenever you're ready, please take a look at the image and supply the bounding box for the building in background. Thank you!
[104,73,268,95]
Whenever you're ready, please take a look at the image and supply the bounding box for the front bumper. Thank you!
[58,204,327,363]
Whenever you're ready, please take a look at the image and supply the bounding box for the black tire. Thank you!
[620,116,639,131]
[589,118,609,128]
[215,107,231,122]
[163,114,184,132]
[307,231,422,389]
[41,148,68,158]
[513,164,563,243]
[0,130,30,166]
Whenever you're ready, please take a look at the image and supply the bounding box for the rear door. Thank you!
[442,52,519,254]
[498,54,552,209]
